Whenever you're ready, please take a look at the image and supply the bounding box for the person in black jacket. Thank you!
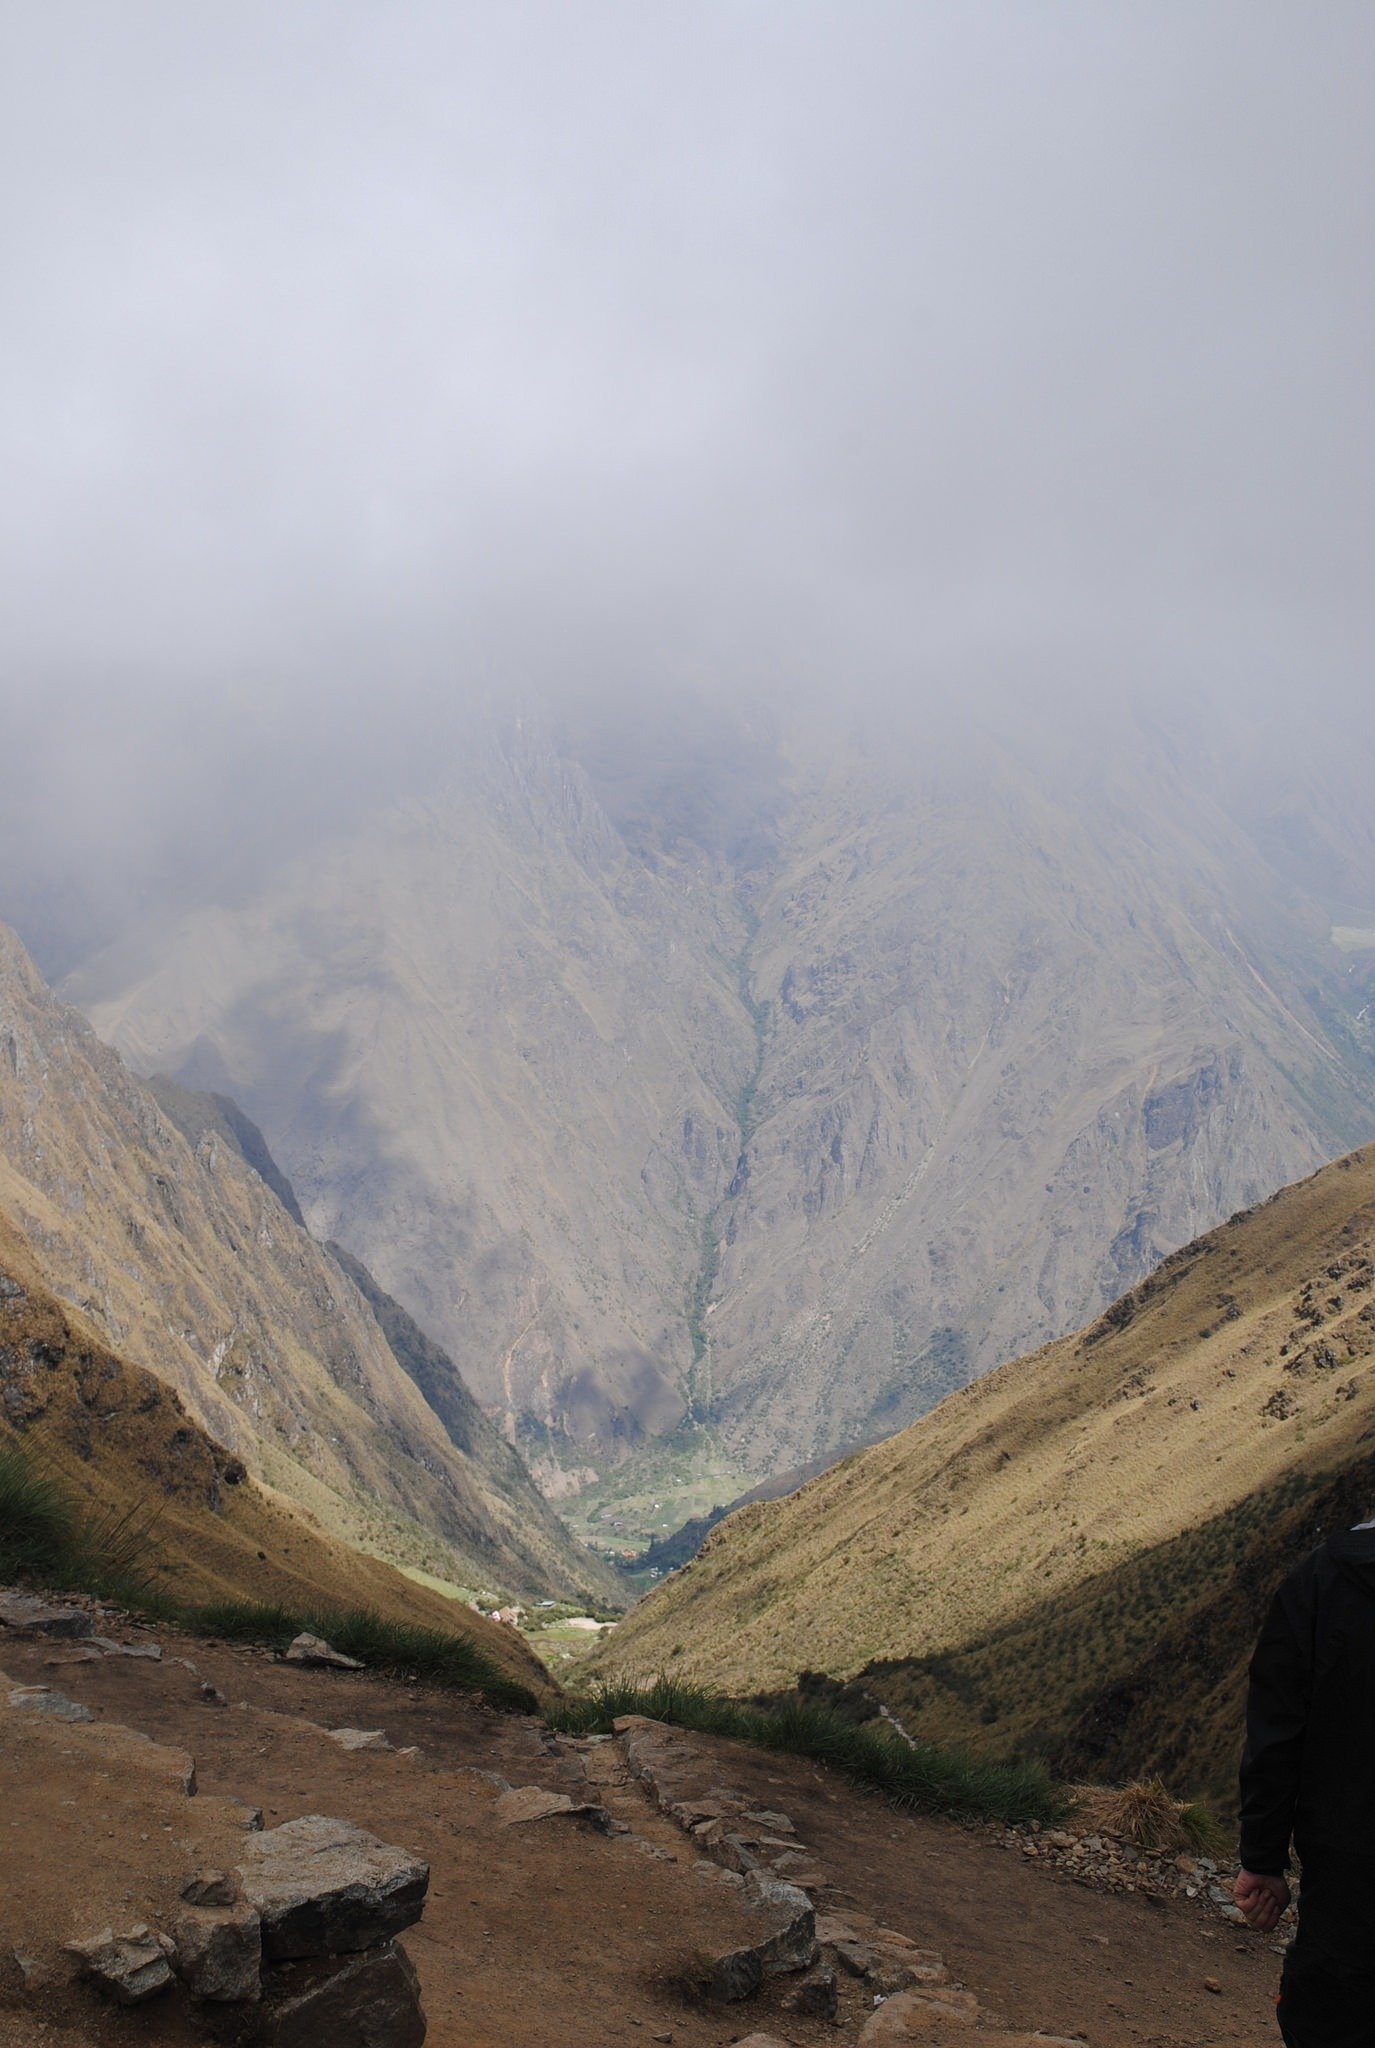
[1235,1521,1375,2046]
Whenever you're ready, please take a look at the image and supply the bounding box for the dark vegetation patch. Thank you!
[174,1597,540,1712]
[0,1434,161,1600]
[853,1460,1375,1801]
[546,1673,1064,1826]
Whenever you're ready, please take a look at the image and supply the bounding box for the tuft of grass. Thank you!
[178,1597,540,1713]
[0,1434,161,1603]
[0,1436,76,1582]
[1085,1777,1212,1853]
[546,1675,1066,1827]
[1180,1798,1232,1858]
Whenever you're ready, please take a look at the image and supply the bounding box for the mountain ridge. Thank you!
[56,710,1375,1508]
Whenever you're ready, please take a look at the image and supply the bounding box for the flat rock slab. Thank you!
[494,1784,615,1832]
[8,1684,93,1722]
[283,1632,364,1670]
[260,1940,426,2048]
[0,1590,92,1638]
[329,1727,393,1752]
[239,1815,429,1960]
[741,1809,795,1834]
[496,1785,577,1825]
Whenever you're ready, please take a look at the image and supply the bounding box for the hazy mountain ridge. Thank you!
[0,918,616,1601]
[699,738,1374,1469]
[72,721,762,1487]
[65,709,1375,1500]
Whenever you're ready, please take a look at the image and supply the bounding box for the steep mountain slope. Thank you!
[594,1145,1375,1765]
[145,1071,620,1601]
[0,919,615,1602]
[0,1213,550,1695]
[64,709,1375,1502]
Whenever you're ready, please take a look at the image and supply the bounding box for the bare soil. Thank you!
[0,1619,1284,2048]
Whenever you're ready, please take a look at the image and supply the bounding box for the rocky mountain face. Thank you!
[591,1143,1375,1793]
[61,706,1375,1504]
[0,919,616,1602]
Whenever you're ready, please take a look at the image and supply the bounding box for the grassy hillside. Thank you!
[594,1146,1375,1790]
[0,1215,551,1700]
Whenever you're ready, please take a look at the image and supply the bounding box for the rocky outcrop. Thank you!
[65,1925,178,2005]
[0,1590,94,1638]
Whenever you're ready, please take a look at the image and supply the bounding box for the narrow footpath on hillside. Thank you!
[1,1601,1283,2048]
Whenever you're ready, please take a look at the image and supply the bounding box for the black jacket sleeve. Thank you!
[1238,1556,1318,1876]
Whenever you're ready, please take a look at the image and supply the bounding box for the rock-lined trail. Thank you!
[1,1599,1283,2047]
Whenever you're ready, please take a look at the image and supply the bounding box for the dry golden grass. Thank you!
[595,1145,1375,1711]
[1079,1780,1190,1853]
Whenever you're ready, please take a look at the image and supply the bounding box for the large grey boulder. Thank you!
[259,1941,426,2047]
[238,1816,429,1960]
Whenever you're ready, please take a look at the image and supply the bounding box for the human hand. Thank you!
[1234,1869,1290,1932]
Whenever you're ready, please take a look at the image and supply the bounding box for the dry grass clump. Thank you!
[1078,1777,1228,1855]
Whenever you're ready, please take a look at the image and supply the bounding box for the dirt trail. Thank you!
[0,1619,1283,2048]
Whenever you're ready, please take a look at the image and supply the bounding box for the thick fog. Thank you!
[1,3,1371,965]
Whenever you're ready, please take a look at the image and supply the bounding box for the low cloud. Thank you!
[1,3,1370,959]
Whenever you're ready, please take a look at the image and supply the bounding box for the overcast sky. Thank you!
[1,3,1371,953]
